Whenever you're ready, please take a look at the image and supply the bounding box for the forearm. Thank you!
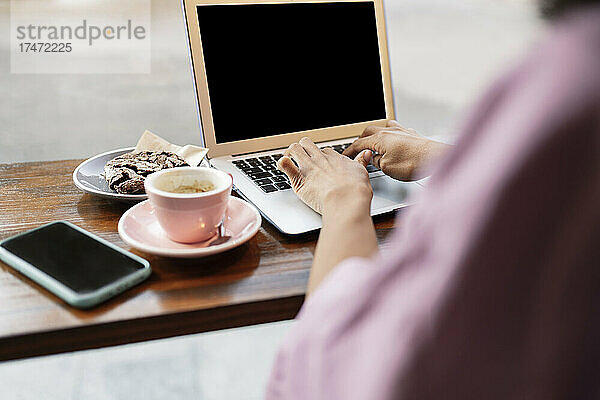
[307,195,378,296]
[425,140,452,165]
[405,139,452,181]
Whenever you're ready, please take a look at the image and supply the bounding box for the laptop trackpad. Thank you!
[370,175,415,210]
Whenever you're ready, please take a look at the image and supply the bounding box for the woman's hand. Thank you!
[343,120,451,181]
[277,137,379,296]
[277,137,373,215]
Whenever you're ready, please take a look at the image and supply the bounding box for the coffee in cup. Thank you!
[144,167,233,243]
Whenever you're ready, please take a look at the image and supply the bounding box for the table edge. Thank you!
[0,295,304,362]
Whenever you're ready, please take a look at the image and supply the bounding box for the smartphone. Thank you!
[0,221,151,309]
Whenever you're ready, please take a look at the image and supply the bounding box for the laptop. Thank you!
[182,0,420,235]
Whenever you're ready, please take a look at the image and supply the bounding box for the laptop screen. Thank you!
[196,1,387,144]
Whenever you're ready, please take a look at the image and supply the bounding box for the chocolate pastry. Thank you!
[104,151,189,194]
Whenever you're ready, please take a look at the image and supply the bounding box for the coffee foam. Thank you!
[151,169,228,195]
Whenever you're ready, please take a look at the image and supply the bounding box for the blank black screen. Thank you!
[197,1,387,143]
[1,222,145,294]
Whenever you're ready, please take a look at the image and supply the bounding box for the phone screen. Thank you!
[0,222,146,294]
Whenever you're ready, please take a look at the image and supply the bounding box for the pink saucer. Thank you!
[118,197,261,258]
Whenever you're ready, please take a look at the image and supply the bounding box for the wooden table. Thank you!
[0,160,396,362]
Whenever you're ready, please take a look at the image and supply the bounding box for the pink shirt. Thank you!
[267,6,600,400]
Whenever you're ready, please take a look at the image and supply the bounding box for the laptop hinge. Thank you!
[231,149,278,158]
[230,138,349,158]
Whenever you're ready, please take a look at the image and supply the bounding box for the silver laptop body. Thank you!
[183,0,420,235]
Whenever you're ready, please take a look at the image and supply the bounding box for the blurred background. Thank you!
[0,0,543,398]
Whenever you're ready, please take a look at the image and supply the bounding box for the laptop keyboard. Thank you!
[232,143,380,193]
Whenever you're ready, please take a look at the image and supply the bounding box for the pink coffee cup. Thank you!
[144,167,233,243]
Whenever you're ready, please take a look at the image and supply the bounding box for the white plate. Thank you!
[118,197,262,258]
[72,147,209,203]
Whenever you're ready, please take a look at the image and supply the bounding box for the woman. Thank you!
[268,2,600,399]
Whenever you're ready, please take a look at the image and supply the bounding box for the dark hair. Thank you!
[539,0,600,18]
